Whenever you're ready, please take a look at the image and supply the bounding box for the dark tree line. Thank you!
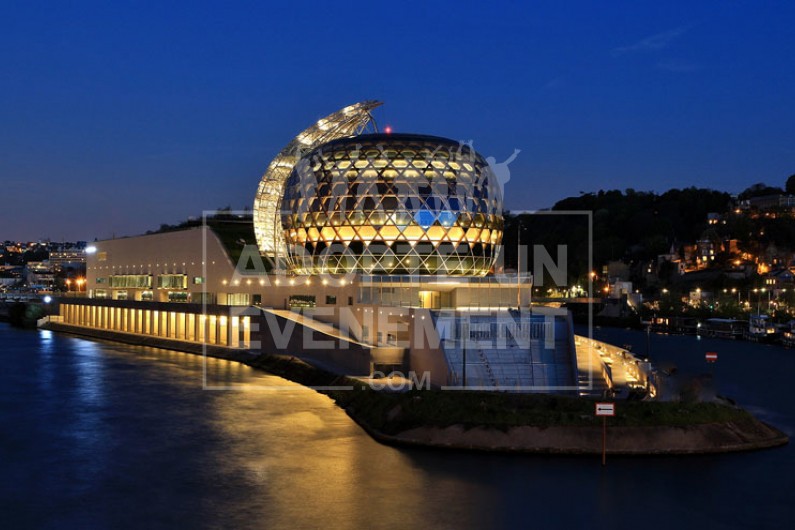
[503,187,733,283]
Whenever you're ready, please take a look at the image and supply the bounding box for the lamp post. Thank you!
[462,320,469,388]
[516,220,528,312]
[516,225,520,310]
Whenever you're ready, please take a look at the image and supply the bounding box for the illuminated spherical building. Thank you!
[281,133,503,275]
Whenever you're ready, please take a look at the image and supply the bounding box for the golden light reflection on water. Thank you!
[205,364,491,528]
[45,337,493,528]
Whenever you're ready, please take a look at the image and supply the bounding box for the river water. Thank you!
[1,322,793,529]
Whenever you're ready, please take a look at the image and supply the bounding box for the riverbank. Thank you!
[247,354,788,455]
[43,322,789,455]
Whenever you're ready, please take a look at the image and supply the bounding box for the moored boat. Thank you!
[744,314,779,343]
[779,320,795,347]
[699,318,746,339]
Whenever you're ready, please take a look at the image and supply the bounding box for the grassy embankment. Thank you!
[247,354,752,436]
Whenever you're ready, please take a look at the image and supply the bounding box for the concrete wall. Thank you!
[451,283,531,309]
[258,310,373,375]
[407,309,451,387]
[86,227,359,309]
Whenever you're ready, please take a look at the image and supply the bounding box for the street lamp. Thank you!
[516,220,528,311]
[752,288,764,314]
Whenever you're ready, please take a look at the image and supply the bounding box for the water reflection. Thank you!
[1,323,794,529]
[69,339,109,485]
[36,328,55,393]
[207,371,428,527]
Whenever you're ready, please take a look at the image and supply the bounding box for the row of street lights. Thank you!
[750,287,773,314]
[661,285,787,314]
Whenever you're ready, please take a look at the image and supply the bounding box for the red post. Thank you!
[602,416,607,466]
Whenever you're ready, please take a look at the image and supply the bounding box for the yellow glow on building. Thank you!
[279,134,503,276]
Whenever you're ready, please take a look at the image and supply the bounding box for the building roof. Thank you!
[143,213,258,266]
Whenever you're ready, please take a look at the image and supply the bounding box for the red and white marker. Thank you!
[595,402,615,466]
[595,402,615,416]
[705,352,718,363]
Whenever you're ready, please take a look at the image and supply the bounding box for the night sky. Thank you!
[2,0,794,241]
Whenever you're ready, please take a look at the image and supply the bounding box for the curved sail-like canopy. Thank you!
[253,101,382,257]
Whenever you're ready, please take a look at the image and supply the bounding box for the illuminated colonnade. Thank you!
[60,302,251,349]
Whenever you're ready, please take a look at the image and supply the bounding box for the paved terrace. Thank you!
[573,336,656,398]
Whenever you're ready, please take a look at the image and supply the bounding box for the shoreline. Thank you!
[359,419,788,456]
[41,322,789,456]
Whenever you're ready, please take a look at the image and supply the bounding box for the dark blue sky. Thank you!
[2,0,794,241]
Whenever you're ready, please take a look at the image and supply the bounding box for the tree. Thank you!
[739,182,783,200]
[786,174,795,195]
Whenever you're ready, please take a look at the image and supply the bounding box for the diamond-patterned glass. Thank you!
[253,101,381,257]
[281,134,503,275]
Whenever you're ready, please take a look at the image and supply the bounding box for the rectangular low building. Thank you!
[54,218,631,395]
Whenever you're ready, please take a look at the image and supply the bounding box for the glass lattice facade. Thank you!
[253,101,381,257]
[281,134,503,275]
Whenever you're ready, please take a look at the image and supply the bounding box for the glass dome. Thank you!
[281,133,503,275]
